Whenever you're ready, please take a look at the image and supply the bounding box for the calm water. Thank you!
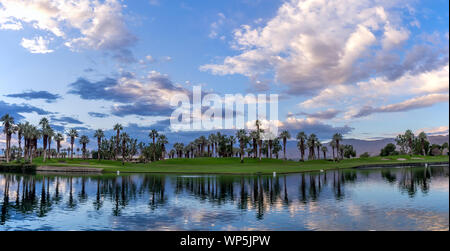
[0,166,448,231]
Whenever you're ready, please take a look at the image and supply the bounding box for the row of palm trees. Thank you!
[2,114,344,164]
[167,121,345,163]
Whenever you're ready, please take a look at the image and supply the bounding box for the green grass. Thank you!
[25,155,449,174]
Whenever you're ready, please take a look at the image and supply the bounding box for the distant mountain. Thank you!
[284,135,449,160]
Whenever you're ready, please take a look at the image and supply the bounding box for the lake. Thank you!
[0,165,448,231]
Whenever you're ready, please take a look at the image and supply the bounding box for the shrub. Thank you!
[360,152,370,158]
[0,163,37,173]
[380,143,398,156]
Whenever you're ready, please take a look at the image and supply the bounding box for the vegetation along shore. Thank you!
[1,114,449,174]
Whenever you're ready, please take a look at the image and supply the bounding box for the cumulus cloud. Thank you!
[300,65,449,111]
[5,90,61,103]
[0,0,136,57]
[68,71,190,117]
[350,93,449,118]
[20,36,54,54]
[0,100,52,120]
[200,0,448,96]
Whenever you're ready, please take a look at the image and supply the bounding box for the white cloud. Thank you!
[415,126,449,136]
[300,64,449,109]
[0,0,135,53]
[20,36,54,54]
[382,24,410,50]
[200,0,447,97]
[209,13,227,39]
[349,93,449,118]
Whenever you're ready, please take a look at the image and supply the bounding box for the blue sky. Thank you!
[0,0,448,147]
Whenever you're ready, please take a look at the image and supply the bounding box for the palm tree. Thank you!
[250,130,259,159]
[404,130,415,155]
[55,133,64,158]
[256,120,264,161]
[280,130,291,160]
[229,136,236,158]
[307,134,318,160]
[149,129,159,160]
[157,134,168,160]
[418,132,428,156]
[296,132,307,162]
[47,127,54,160]
[330,140,336,161]
[113,124,123,159]
[17,123,26,159]
[94,129,105,160]
[79,135,90,160]
[236,129,248,163]
[316,141,322,160]
[198,136,207,156]
[332,133,343,160]
[67,129,79,159]
[39,118,51,162]
[1,114,14,163]
[121,133,129,165]
[208,134,216,157]
[321,146,328,160]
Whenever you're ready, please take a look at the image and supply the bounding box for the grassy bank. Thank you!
[22,155,450,174]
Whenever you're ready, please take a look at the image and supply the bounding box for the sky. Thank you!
[0,0,449,149]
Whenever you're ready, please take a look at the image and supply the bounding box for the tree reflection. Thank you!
[0,166,448,225]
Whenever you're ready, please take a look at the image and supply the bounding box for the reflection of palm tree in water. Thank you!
[1,175,10,225]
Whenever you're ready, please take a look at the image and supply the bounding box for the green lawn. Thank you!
[27,155,449,174]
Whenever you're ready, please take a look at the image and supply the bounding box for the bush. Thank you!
[380,143,398,156]
[360,152,370,158]
[0,163,37,173]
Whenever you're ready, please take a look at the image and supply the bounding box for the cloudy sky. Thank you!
[0,0,448,147]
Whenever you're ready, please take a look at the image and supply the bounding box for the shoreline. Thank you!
[31,160,449,175]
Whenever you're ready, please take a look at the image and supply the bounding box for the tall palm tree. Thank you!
[208,134,215,157]
[17,123,26,159]
[229,136,236,158]
[47,127,54,160]
[236,129,248,163]
[256,120,264,161]
[296,132,307,162]
[1,114,14,163]
[67,129,79,159]
[330,140,336,161]
[121,133,129,165]
[418,132,428,156]
[198,136,207,156]
[79,135,90,160]
[321,146,328,160]
[94,129,105,161]
[55,133,64,158]
[149,129,159,161]
[307,134,317,160]
[316,141,322,160]
[405,130,415,155]
[250,130,259,159]
[39,117,50,162]
[280,130,291,160]
[332,133,343,160]
[113,124,123,159]
[157,134,168,160]
[28,126,40,163]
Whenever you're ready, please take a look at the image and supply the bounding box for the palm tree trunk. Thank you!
[258,141,262,161]
[283,138,287,160]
